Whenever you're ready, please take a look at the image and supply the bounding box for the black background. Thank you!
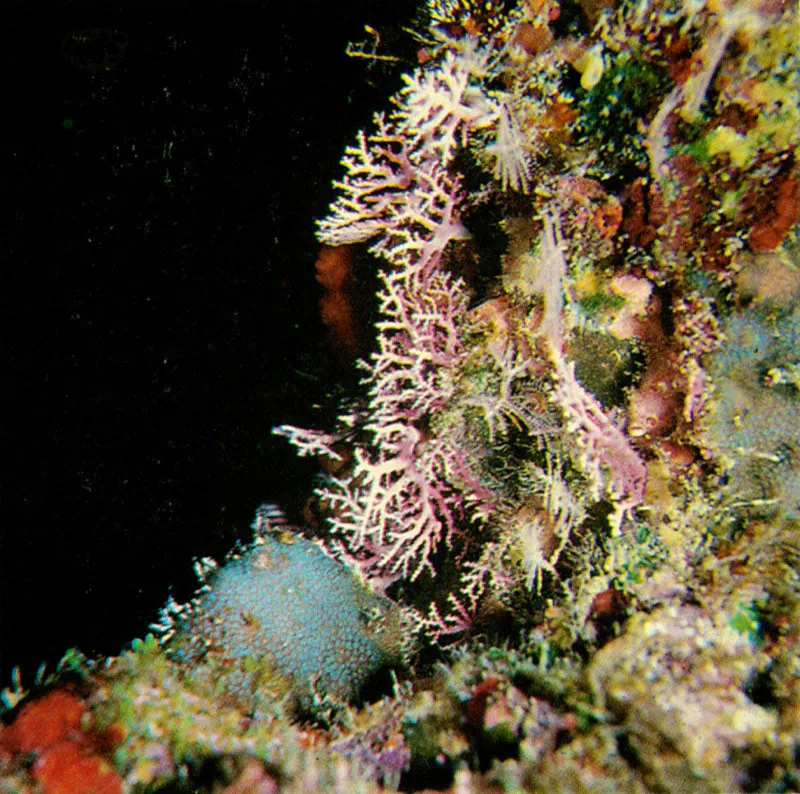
[1,0,417,684]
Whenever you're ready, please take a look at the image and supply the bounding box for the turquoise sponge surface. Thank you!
[165,510,403,714]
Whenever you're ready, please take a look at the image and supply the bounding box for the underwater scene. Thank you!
[3,0,800,791]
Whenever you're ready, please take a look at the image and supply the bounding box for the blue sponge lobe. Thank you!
[165,520,405,715]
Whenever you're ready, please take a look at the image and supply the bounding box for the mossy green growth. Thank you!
[93,640,289,789]
[574,50,669,171]
[729,600,763,647]
[575,290,626,316]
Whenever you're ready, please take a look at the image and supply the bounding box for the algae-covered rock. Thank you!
[587,605,778,792]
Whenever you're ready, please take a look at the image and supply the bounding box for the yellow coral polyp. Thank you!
[572,267,601,302]
[576,44,605,90]
[748,79,782,108]
[757,112,798,151]
[706,125,752,169]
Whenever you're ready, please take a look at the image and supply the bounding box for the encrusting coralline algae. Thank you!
[3,0,800,791]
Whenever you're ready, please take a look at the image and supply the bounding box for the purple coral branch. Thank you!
[535,213,647,519]
[423,594,474,642]
[551,357,647,510]
[278,45,505,585]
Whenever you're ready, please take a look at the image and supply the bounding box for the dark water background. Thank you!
[1,0,416,684]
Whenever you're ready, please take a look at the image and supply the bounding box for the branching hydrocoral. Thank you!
[278,40,504,598]
[274,24,650,638]
[276,0,800,654]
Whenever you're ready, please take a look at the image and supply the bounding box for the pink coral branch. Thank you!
[533,212,647,521]
[423,594,474,643]
[551,357,647,510]
[279,44,504,585]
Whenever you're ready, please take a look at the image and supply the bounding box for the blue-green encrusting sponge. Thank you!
[156,506,407,716]
[703,304,800,518]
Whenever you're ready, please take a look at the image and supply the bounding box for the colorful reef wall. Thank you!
[3,0,800,791]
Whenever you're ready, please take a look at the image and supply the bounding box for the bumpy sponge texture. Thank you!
[165,521,404,715]
[703,304,800,517]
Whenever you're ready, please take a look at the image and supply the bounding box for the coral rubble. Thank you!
[4,0,800,791]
